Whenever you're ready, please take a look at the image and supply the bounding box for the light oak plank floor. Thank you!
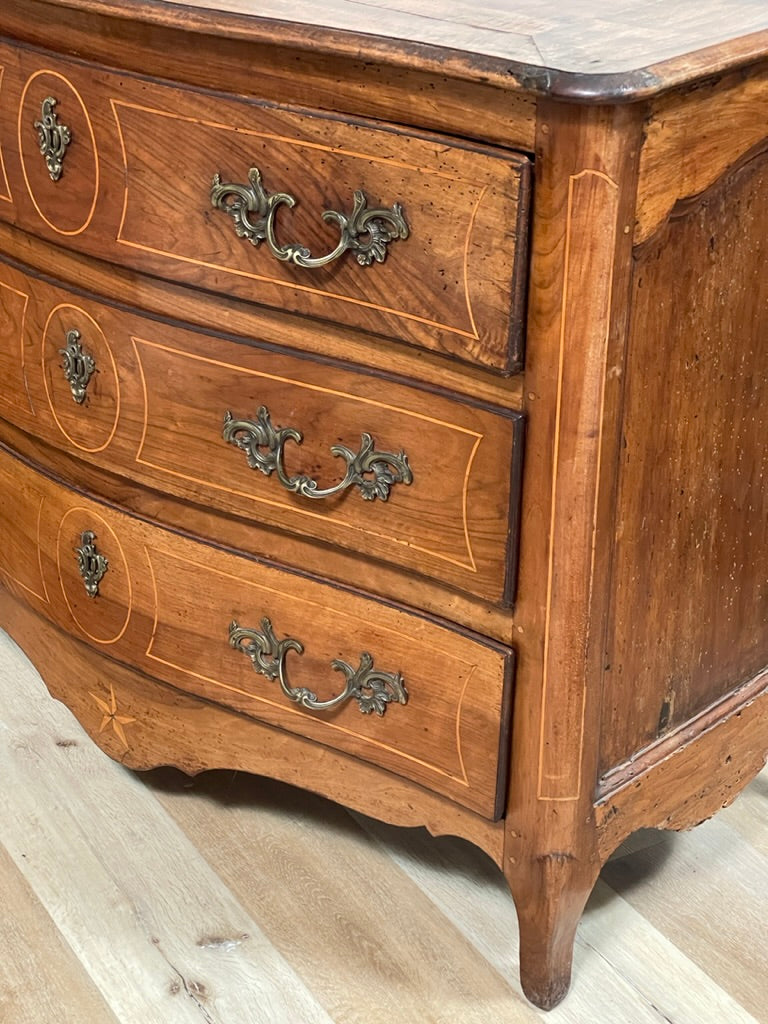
[0,627,766,1024]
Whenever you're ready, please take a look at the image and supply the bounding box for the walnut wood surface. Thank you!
[0,588,506,864]
[597,669,768,859]
[636,64,768,243]
[2,621,767,1022]
[0,0,539,153]
[502,98,646,1011]
[0,443,514,818]
[601,146,768,774]
[0,413,519,646]
[0,254,522,605]
[0,0,767,1013]
[0,221,526,410]
[0,41,531,372]
[15,0,768,93]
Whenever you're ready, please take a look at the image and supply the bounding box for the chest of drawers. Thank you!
[0,0,766,1009]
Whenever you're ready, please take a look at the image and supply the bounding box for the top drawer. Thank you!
[0,43,531,373]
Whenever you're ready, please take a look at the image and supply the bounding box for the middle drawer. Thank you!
[0,257,523,605]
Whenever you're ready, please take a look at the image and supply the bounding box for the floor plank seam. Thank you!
[580,939,676,1024]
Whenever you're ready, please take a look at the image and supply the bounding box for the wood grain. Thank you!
[0,585,506,861]
[0,41,532,372]
[0,413,520,645]
[6,0,768,88]
[636,64,768,243]
[0,0,539,152]
[597,669,768,858]
[0,846,120,1024]
[0,254,523,605]
[0,220,526,411]
[0,641,337,1024]
[500,98,644,1010]
[601,146,768,773]
[0,444,515,818]
[1,623,766,1022]
[2,2,768,1014]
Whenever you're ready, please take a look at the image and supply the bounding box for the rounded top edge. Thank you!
[16,0,768,103]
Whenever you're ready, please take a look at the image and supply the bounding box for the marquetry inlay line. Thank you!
[462,184,489,344]
[0,67,11,203]
[454,663,479,789]
[145,548,479,785]
[110,99,484,341]
[147,639,474,784]
[56,507,132,645]
[35,496,50,605]
[111,98,471,179]
[461,436,482,574]
[42,303,121,453]
[537,167,619,803]
[89,684,136,748]
[131,337,481,572]
[0,497,48,603]
[17,71,99,236]
[0,280,34,414]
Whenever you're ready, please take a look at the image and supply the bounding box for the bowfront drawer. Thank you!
[0,255,523,605]
[0,43,531,372]
[0,444,514,818]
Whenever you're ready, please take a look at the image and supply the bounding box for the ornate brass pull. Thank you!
[229,618,408,716]
[59,328,95,404]
[223,406,412,502]
[210,166,409,269]
[75,530,108,598]
[34,97,72,181]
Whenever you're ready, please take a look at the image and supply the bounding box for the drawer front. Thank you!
[0,44,531,373]
[0,255,523,605]
[0,444,514,818]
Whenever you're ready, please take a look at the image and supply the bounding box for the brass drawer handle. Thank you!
[210,166,409,269]
[223,406,412,502]
[229,618,408,716]
[75,530,108,598]
[34,96,72,181]
[59,328,95,404]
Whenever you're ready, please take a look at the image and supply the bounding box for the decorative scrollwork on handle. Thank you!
[75,530,108,598]
[223,406,412,502]
[59,328,95,404]
[210,166,409,269]
[34,97,72,181]
[229,618,408,716]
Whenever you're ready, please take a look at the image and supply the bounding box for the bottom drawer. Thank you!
[0,444,514,818]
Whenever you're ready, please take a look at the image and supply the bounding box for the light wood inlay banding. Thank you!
[18,70,99,236]
[0,66,11,203]
[144,547,502,793]
[537,169,619,802]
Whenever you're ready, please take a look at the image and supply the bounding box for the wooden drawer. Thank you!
[0,443,514,818]
[0,43,531,373]
[0,255,523,605]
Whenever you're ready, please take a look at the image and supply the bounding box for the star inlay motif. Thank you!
[89,685,136,748]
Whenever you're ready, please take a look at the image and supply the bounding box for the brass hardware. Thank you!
[223,406,412,502]
[34,97,72,181]
[75,530,108,598]
[59,328,95,404]
[229,618,408,716]
[210,166,409,269]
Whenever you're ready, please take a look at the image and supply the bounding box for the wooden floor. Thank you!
[0,627,766,1024]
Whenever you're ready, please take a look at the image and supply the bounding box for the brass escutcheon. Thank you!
[34,96,72,181]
